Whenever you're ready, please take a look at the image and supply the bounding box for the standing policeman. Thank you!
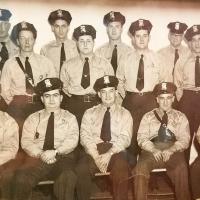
[95,11,132,75]
[134,82,191,200]
[60,24,114,126]
[1,21,56,134]
[41,9,78,78]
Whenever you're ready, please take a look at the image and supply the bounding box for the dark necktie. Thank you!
[100,107,111,142]
[81,57,90,89]
[43,112,54,150]
[136,54,144,91]
[60,43,66,76]
[111,45,117,75]
[161,111,168,126]
[174,49,179,66]
[0,42,9,71]
[25,57,34,94]
[195,56,200,87]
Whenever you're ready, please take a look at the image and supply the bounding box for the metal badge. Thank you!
[57,9,63,17]
[139,19,144,27]
[45,79,52,87]
[104,76,110,84]
[110,11,115,20]
[80,25,86,33]
[161,82,167,91]
[193,25,198,33]
[175,22,180,30]
[21,21,27,29]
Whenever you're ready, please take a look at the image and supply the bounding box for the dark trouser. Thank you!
[122,92,157,166]
[133,151,191,200]
[0,152,25,200]
[7,95,43,140]
[178,90,200,160]
[75,151,132,200]
[12,152,76,200]
[190,156,200,199]
[64,94,100,127]
[0,95,8,112]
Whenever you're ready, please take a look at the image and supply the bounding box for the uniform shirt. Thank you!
[137,108,190,153]
[40,39,78,77]
[0,111,19,166]
[95,42,133,63]
[80,103,133,160]
[174,52,199,101]
[21,109,79,157]
[60,54,114,96]
[158,45,190,82]
[0,36,19,60]
[116,49,165,98]
[1,53,56,104]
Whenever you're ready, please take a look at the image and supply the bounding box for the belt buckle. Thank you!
[84,94,91,103]
[138,92,144,96]
[27,95,33,104]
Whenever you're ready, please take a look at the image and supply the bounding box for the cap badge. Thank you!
[193,25,198,33]
[139,19,144,27]
[45,79,52,88]
[0,10,2,17]
[80,25,86,33]
[161,82,167,91]
[57,9,63,17]
[104,76,110,84]
[110,11,115,20]
[175,22,180,30]
[21,21,27,29]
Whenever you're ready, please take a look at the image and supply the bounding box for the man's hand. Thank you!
[152,149,163,162]
[98,152,112,173]
[162,149,173,162]
[40,150,56,164]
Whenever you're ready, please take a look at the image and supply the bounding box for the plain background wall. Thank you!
[1,0,200,52]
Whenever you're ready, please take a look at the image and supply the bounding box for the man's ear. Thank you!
[51,25,55,32]
[41,96,44,103]
[156,97,159,104]
[60,94,63,102]
[97,91,101,98]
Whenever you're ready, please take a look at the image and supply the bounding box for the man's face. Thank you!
[17,30,35,53]
[77,35,94,55]
[168,32,183,48]
[41,89,63,110]
[98,87,117,107]
[0,21,10,38]
[131,29,150,50]
[51,19,69,41]
[106,21,123,41]
[190,34,200,54]
[156,93,174,112]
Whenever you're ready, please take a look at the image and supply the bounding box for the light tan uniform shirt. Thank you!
[0,111,19,166]
[60,54,114,96]
[174,52,199,101]
[21,109,79,157]
[80,103,133,160]
[158,45,190,82]
[40,39,78,77]
[137,108,190,153]
[95,42,133,63]
[1,53,56,104]
[116,49,165,98]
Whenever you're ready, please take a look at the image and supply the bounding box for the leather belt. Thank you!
[71,94,97,103]
[183,89,200,94]
[13,95,40,104]
[126,91,152,96]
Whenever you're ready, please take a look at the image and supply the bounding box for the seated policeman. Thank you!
[134,82,191,200]
[12,78,79,200]
[76,75,134,200]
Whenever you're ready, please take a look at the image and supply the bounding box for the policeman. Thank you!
[190,125,200,200]
[41,9,78,77]
[1,21,56,135]
[174,24,200,160]
[76,75,134,200]
[60,24,114,127]
[0,9,18,111]
[158,21,189,82]
[116,19,164,161]
[134,82,191,200]
[0,111,20,200]
[12,78,79,200]
[95,11,132,75]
